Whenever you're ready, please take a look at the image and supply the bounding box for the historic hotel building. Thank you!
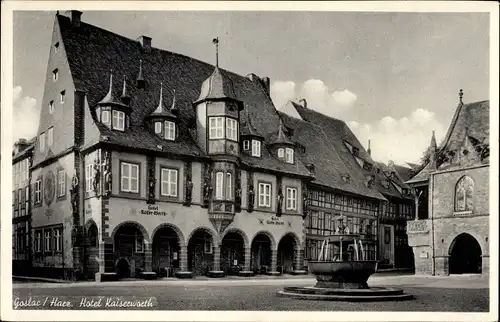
[26,11,415,280]
[406,92,489,276]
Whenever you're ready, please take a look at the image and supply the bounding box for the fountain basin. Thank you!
[309,260,377,289]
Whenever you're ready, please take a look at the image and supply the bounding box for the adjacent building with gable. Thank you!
[406,91,489,276]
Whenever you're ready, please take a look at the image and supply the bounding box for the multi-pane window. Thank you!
[52,68,59,81]
[455,175,474,212]
[285,148,294,164]
[243,140,250,151]
[49,100,54,114]
[60,90,65,104]
[34,231,42,253]
[161,168,178,197]
[215,172,224,199]
[34,179,42,204]
[252,140,261,157]
[25,186,29,210]
[209,117,224,139]
[154,121,162,134]
[278,148,284,158]
[258,182,271,207]
[39,132,45,152]
[85,163,94,193]
[57,169,66,197]
[44,230,52,252]
[226,118,238,141]
[54,228,62,252]
[112,110,125,131]
[120,162,139,193]
[47,127,54,147]
[226,173,233,200]
[165,121,175,141]
[102,110,111,127]
[286,187,297,210]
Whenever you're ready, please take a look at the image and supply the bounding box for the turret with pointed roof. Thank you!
[97,71,130,110]
[146,83,177,120]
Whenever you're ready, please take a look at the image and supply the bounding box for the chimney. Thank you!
[261,77,270,96]
[68,10,82,27]
[367,139,371,156]
[299,98,307,109]
[137,36,152,53]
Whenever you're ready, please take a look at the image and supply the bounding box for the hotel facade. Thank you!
[17,11,415,281]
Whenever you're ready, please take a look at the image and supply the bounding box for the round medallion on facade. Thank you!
[44,171,56,206]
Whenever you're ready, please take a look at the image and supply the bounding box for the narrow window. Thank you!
[252,140,261,157]
[44,230,52,252]
[35,231,42,253]
[209,117,224,139]
[161,168,178,197]
[52,68,59,81]
[60,90,65,104]
[226,172,232,200]
[286,187,297,210]
[101,110,111,127]
[165,121,176,141]
[25,186,29,211]
[154,121,162,134]
[57,169,66,197]
[243,140,250,151]
[120,162,139,193]
[34,179,42,204]
[112,110,125,131]
[49,100,54,114]
[39,132,45,152]
[258,182,271,207]
[285,148,294,164]
[47,127,54,147]
[226,118,238,141]
[54,228,62,252]
[278,148,284,158]
[85,163,94,193]
[215,172,224,199]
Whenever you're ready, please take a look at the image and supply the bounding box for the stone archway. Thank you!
[113,222,148,278]
[277,233,300,274]
[187,228,215,276]
[449,233,482,274]
[221,230,247,275]
[151,224,184,277]
[84,220,99,280]
[250,232,274,274]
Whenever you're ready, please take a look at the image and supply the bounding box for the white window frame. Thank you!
[154,121,162,134]
[161,168,178,197]
[278,148,284,158]
[102,110,111,127]
[52,69,59,82]
[243,140,250,151]
[286,187,297,210]
[57,169,66,197]
[47,127,54,147]
[215,172,224,199]
[112,110,125,131]
[25,186,29,210]
[226,118,238,141]
[285,148,294,164]
[258,182,272,208]
[35,231,42,252]
[54,228,62,252]
[44,230,52,252]
[34,180,42,204]
[226,172,233,200]
[39,132,45,152]
[165,121,176,141]
[85,163,93,193]
[209,117,224,139]
[120,162,139,193]
[252,140,261,157]
[49,100,54,114]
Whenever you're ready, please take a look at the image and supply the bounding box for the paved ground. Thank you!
[12,274,489,311]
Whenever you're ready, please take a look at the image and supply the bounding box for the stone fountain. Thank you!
[277,231,413,301]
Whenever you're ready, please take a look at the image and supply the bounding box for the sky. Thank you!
[12,10,490,164]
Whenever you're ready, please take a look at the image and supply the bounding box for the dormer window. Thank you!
[101,110,111,127]
[251,140,261,157]
[278,148,284,158]
[155,122,162,134]
[52,69,59,82]
[112,110,125,131]
[165,121,175,141]
[285,148,294,164]
[243,140,250,151]
[226,118,238,141]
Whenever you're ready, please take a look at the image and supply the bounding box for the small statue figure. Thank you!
[93,159,100,195]
[302,191,309,219]
[248,185,255,212]
[185,179,193,206]
[276,188,284,216]
[70,174,79,214]
[103,164,111,196]
[148,172,156,201]
[235,187,242,210]
[202,178,212,207]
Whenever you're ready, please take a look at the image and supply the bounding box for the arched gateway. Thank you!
[277,233,299,274]
[151,224,183,277]
[188,228,215,276]
[221,230,247,275]
[449,233,482,274]
[113,222,148,278]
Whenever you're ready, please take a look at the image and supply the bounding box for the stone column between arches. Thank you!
[269,248,280,276]
[292,243,307,275]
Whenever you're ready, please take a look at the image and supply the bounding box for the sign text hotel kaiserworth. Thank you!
[266,216,285,226]
[138,205,168,216]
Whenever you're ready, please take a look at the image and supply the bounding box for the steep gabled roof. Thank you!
[57,13,310,178]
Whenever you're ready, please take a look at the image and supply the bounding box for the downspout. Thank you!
[430,173,436,275]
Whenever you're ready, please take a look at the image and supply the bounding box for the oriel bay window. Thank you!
[209,117,224,139]
[209,116,239,141]
[215,171,233,200]
[120,162,139,193]
[258,182,272,208]
[161,168,178,197]
[226,118,238,141]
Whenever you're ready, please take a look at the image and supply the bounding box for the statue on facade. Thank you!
[276,188,284,216]
[92,158,101,195]
[102,151,112,196]
[148,166,156,202]
[202,177,212,208]
[185,179,193,206]
[248,185,255,212]
[70,174,79,215]
[235,187,242,212]
[302,191,309,219]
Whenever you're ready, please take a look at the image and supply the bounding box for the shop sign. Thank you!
[266,216,284,226]
[138,204,167,216]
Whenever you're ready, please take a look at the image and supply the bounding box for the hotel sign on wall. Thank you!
[130,205,170,217]
[263,216,284,226]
